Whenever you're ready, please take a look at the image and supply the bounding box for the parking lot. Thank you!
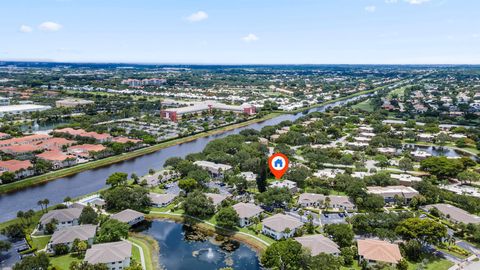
[320,212,353,225]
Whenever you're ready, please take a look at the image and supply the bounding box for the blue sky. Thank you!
[1,0,479,64]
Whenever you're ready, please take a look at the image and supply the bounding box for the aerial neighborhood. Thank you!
[1,64,480,270]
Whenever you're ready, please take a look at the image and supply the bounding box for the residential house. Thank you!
[232,203,264,227]
[193,161,232,178]
[261,214,303,240]
[84,241,132,270]
[298,193,355,211]
[67,144,107,158]
[295,234,340,256]
[0,159,34,180]
[390,174,422,186]
[36,150,77,169]
[366,186,419,204]
[269,180,298,193]
[424,204,480,225]
[39,208,82,232]
[357,239,403,266]
[48,225,97,250]
[149,193,177,208]
[205,193,228,209]
[110,209,145,226]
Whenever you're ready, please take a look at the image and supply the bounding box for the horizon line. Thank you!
[1,59,480,66]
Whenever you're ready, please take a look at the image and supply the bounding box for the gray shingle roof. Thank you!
[110,209,144,223]
[39,208,82,225]
[50,225,97,245]
[84,241,131,264]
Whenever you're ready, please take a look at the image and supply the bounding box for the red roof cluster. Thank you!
[36,150,76,161]
[0,160,33,173]
[54,128,112,141]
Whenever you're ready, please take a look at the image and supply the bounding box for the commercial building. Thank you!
[160,101,256,122]
[55,98,94,108]
[0,104,51,116]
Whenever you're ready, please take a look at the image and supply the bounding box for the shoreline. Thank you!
[0,112,281,194]
[146,213,269,253]
[0,88,378,195]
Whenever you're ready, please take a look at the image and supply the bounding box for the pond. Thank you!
[143,220,262,270]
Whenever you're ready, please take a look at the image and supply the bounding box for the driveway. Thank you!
[0,237,25,269]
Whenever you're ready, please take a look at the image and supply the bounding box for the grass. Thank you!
[352,99,374,112]
[129,233,159,270]
[50,254,82,269]
[408,257,454,270]
[388,86,407,99]
[31,235,51,250]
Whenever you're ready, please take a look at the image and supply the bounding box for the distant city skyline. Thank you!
[1,0,479,64]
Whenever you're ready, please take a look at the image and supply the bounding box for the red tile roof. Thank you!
[358,239,402,264]
[36,150,76,161]
[0,144,42,154]
[68,144,106,156]
[112,137,142,144]
[54,128,112,141]
[0,134,50,147]
[0,160,33,173]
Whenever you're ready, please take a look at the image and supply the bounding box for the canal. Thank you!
[0,95,369,222]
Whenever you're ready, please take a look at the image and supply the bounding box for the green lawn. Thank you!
[50,254,81,269]
[352,99,374,112]
[31,235,51,250]
[129,235,157,270]
[409,258,454,270]
[388,86,407,99]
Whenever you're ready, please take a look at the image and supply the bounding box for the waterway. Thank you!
[0,95,369,222]
[144,220,261,270]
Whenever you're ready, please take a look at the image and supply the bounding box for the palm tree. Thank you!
[37,200,45,213]
[43,199,50,211]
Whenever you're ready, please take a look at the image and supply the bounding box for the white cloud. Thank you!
[385,0,398,3]
[38,21,62,31]
[186,11,208,22]
[365,5,377,12]
[472,34,479,38]
[19,25,33,33]
[404,0,430,4]
[242,33,259,42]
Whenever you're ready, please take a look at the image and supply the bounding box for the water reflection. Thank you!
[144,220,261,270]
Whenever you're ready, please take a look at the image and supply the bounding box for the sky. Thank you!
[1,0,480,64]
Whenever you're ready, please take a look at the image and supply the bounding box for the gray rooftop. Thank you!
[295,234,340,256]
[424,204,480,224]
[110,209,144,224]
[40,208,82,225]
[84,241,132,264]
[50,225,97,245]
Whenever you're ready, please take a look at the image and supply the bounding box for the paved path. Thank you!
[150,211,271,247]
[127,239,146,270]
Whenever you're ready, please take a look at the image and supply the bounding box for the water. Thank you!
[0,95,368,222]
[404,144,476,159]
[144,220,261,270]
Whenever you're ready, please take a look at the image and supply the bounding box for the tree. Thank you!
[256,188,292,209]
[178,178,198,193]
[324,224,354,248]
[71,238,88,255]
[256,158,268,192]
[13,252,50,270]
[420,157,464,179]
[45,219,58,234]
[375,155,389,169]
[397,259,409,270]
[436,133,450,148]
[398,157,414,172]
[53,243,69,255]
[309,253,343,270]
[359,194,385,211]
[0,240,11,253]
[69,261,109,270]
[340,247,355,266]
[0,171,16,184]
[79,206,98,224]
[261,239,310,270]
[395,217,447,245]
[216,206,239,229]
[1,223,25,239]
[457,171,480,184]
[96,219,129,243]
[182,190,215,218]
[106,172,128,187]
[103,185,151,212]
